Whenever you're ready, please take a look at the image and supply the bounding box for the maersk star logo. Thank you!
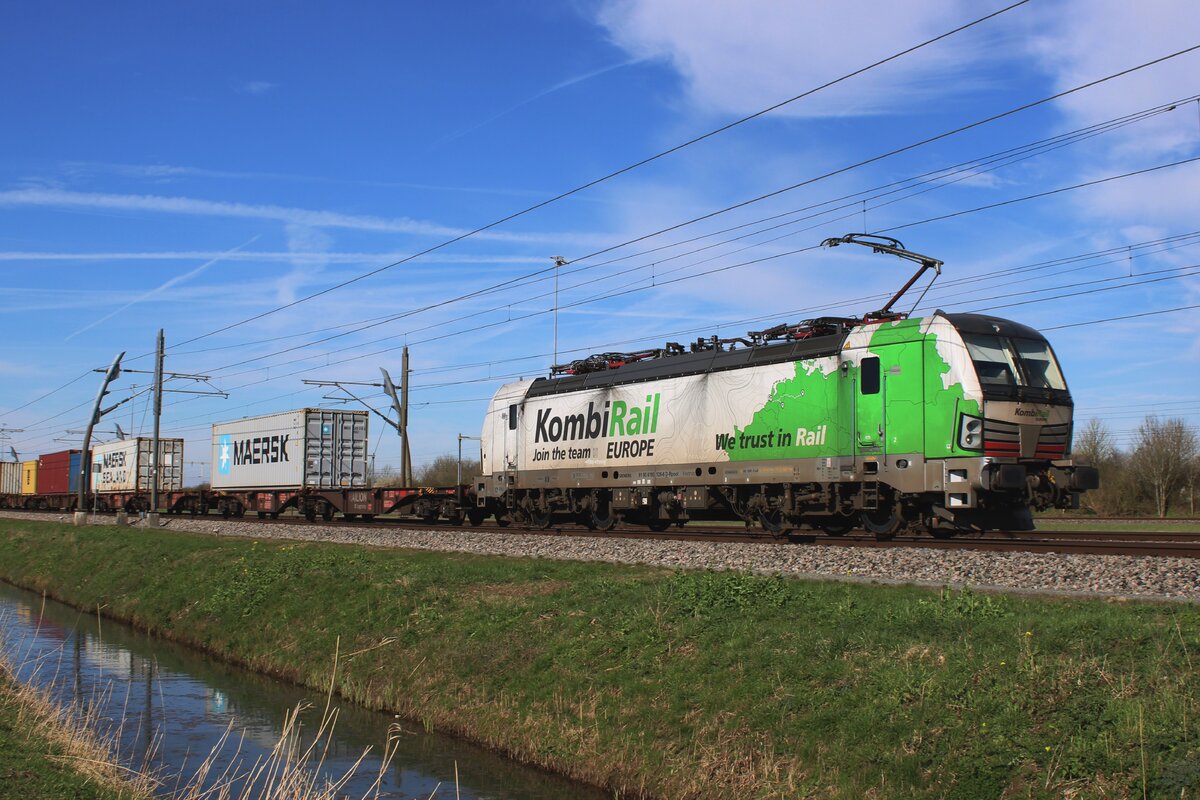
[218,434,232,475]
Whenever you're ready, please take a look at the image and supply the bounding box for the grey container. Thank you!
[211,409,368,490]
[90,438,185,493]
[0,461,20,495]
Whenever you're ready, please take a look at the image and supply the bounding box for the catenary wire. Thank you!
[144,1,1031,358]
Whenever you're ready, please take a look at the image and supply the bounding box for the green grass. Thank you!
[1034,519,1200,533]
[0,518,1198,799]
[0,674,135,800]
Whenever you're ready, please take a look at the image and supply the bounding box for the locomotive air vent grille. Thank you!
[983,418,1069,459]
[1034,422,1070,459]
[982,418,1020,457]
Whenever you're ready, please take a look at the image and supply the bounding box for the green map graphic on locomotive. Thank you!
[532,394,661,461]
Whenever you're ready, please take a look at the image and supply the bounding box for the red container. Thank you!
[37,449,81,495]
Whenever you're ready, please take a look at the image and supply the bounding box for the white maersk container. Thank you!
[0,461,21,495]
[91,438,185,493]
[211,409,368,490]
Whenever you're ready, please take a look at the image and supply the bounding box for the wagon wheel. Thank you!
[495,513,511,528]
[647,518,671,532]
[528,508,552,530]
[322,505,335,522]
[466,508,486,526]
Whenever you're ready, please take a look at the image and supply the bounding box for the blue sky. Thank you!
[2,0,1198,484]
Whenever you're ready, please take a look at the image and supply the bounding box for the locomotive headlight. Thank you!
[958,414,984,451]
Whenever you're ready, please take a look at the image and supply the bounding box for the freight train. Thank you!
[0,237,1100,536]
[0,410,468,524]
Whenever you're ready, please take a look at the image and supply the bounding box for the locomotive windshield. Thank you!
[962,333,1067,390]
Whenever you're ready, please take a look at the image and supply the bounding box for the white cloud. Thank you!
[0,250,545,266]
[596,0,1000,118]
[1024,0,1200,226]
[59,160,554,198]
[239,80,277,95]
[0,187,597,244]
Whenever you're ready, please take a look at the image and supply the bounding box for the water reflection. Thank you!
[1,582,603,799]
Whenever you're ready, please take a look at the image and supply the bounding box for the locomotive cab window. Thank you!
[1012,338,1067,390]
[508,404,518,430]
[860,357,880,395]
[963,333,1067,390]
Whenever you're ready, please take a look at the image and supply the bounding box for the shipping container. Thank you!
[90,438,184,493]
[36,449,82,495]
[211,409,368,490]
[20,460,38,495]
[0,461,21,495]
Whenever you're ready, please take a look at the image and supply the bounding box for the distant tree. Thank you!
[1073,418,1116,465]
[372,464,403,488]
[416,454,481,487]
[1072,419,1127,515]
[1129,416,1197,517]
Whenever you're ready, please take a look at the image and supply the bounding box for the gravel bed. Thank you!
[4,511,1197,602]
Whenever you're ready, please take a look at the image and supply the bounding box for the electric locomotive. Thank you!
[474,235,1099,536]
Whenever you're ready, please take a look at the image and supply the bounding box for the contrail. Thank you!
[65,235,260,341]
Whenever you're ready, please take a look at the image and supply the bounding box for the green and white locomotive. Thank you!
[476,236,1099,535]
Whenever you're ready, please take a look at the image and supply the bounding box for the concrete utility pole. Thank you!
[400,347,411,486]
[99,330,226,523]
[303,354,413,487]
[151,329,164,520]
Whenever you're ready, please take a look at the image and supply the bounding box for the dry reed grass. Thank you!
[0,625,431,800]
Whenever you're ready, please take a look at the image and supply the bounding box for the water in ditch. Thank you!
[0,581,607,799]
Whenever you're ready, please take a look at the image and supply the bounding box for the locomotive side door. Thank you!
[854,353,884,458]
[500,401,520,488]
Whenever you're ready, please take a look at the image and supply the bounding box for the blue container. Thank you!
[68,451,82,494]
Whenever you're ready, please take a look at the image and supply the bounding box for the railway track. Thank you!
[215,514,1200,558]
[4,508,1198,558]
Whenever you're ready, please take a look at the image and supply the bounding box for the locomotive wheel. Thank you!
[529,509,552,530]
[817,516,854,536]
[590,508,617,531]
[861,507,902,539]
[589,496,617,531]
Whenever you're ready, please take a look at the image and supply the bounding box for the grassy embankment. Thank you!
[0,518,1197,799]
